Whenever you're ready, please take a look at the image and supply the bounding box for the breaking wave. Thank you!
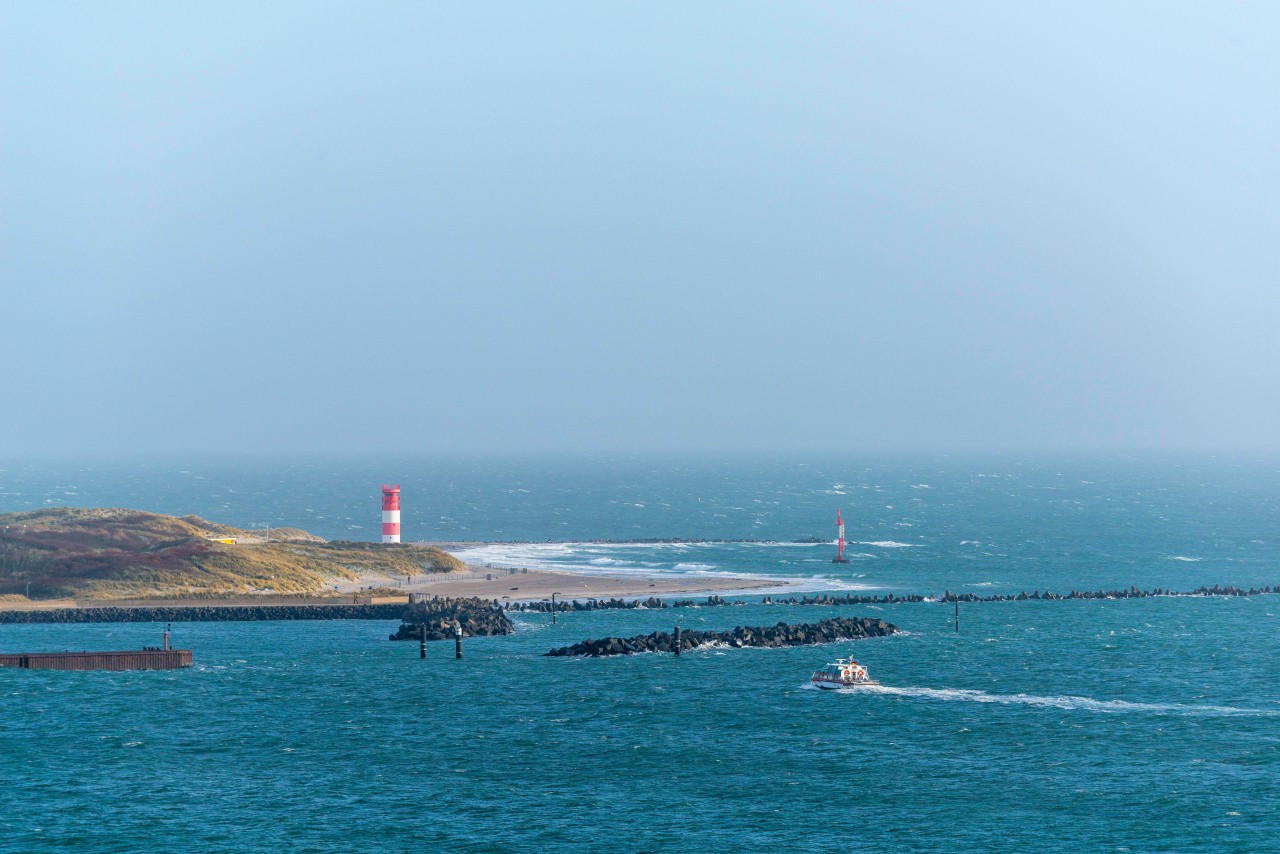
[446,541,881,594]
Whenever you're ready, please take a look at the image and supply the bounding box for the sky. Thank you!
[2,2,1278,456]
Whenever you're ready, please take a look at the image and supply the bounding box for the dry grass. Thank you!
[0,507,465,600]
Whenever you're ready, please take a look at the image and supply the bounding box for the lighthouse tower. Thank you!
[832,507,849,564]
[381,484,401,543]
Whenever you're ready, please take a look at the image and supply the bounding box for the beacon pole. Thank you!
[551,592,560,624]
[832,508,849,564]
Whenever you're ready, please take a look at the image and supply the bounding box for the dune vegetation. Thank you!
[0,507,464,600]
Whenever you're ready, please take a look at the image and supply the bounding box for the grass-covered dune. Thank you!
[0,507,464,599]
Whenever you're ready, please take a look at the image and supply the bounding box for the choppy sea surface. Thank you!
[1,454,1278,852]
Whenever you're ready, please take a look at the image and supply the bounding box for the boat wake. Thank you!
[805,683,1279,717]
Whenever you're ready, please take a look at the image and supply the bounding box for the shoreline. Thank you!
[1,578,1273,617]
[396,564,796,601]
[0,566,802,612]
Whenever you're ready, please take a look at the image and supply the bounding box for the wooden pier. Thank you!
[0,649,192,671]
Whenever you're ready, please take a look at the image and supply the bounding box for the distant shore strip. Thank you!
[0,583,1273,624]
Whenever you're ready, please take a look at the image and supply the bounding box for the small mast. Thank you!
[833,507,849,564]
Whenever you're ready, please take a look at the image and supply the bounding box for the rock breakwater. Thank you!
[506,593,926,612]
[0,604,407,624]
[507,583,1276,614]
[507,595,733,613]
[389,596,513,641]
[939,583,1278,602]
[544,616,897,657]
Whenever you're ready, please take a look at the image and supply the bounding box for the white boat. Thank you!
[810,657,880,690]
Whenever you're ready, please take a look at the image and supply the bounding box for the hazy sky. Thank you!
[3,2,1278,456]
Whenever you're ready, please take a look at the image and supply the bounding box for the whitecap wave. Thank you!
[447,542,884,595]
[857,541,919,548]
[1168,556,1202,562]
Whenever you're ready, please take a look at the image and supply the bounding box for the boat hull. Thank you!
[811,677,880,690]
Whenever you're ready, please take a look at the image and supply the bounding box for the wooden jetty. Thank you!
[0,649,192,671]
[0,625,192,671]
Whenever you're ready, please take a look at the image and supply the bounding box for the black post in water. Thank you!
[420,625,427,659]
[454,623,463,660]
[955,599,959,633]
[674,624,681,657]
[551,592,559,624]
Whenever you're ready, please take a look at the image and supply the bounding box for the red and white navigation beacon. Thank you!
[832,507,849,564]
[381,484,401,543]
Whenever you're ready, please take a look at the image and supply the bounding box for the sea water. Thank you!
[1,454,1277,851]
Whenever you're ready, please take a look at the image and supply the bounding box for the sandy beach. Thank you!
[386,564,787,601]
[0,565,791,612]
[325,541,798,601]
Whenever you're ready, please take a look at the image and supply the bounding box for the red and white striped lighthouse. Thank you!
[381,484,401,543]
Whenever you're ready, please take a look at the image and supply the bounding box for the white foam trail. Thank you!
[818,684,1278,717]
[857,541,920,548]
[1168,556,1202,562]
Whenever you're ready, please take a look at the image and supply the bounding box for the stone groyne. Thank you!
[506,592,928,612]
[2,584,1270,625]
[938,584,1277,602]
[507,584,1277,614]
[0,604,408,624]
[508,595,732,612]
[389,596,514,641]
[544,616,898,657]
